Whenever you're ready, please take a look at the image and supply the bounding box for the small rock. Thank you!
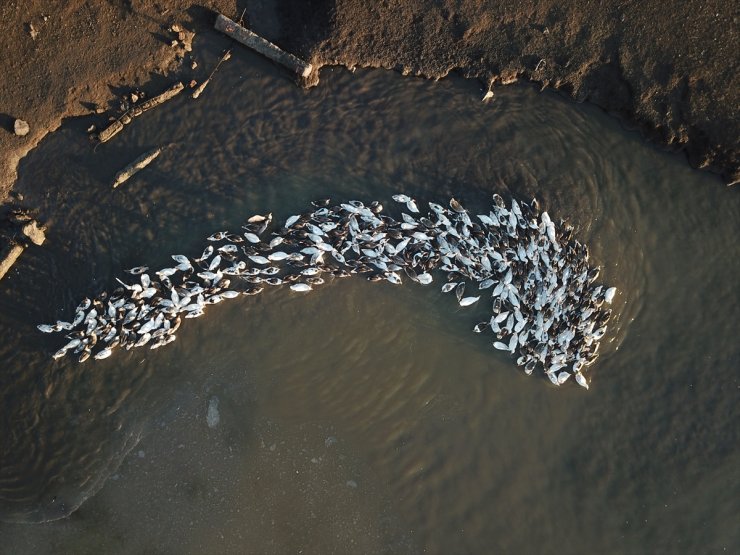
[189,79,198,88]
[170,39,179,48]
[137,450,145,458]
[170,24,181,33]
[87,124,96,133]
[130,93,139,103]
[95,105,105,114]
[14,119,30,136]
[191,60,197,70]
[346,480,358,488]
[27,23,38,40]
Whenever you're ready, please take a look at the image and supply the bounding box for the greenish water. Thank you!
[0,48,738,553]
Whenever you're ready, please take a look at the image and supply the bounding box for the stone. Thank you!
[22,220,46,246]
[13,119,29,136]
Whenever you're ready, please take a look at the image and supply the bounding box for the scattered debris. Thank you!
[192,50,231,99]
[8,210,32,225]
[214,14,313,78]
[0,245,25,281]
[97,82,184,143]
[168,23,194,52]
[112,147,163,188]
[27,23,38,40]
[180,30,194,52]
[13,119,30,136]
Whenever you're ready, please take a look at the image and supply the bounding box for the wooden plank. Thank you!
[214,14,313,78]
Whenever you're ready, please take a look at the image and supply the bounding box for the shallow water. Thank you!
[1,46,738,553]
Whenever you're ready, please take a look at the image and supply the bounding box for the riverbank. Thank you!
[1,0,737,205]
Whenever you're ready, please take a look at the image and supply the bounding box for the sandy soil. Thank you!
[1,0,737,208]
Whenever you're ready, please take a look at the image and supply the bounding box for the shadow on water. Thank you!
[1,47,738,553]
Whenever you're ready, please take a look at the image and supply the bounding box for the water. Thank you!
[1,45,738,553]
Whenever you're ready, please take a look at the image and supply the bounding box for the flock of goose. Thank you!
[38,194,616,389]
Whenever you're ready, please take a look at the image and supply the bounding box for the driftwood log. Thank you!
[112,147,163,188]
[98,82,184,143]
[214,14,313,78]
[0,244,25,281]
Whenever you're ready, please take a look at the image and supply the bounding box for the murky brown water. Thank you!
[1,46,738,554]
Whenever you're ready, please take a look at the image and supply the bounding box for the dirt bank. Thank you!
[1,0,737,205]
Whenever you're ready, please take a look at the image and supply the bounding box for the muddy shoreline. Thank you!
[1,0,737,207]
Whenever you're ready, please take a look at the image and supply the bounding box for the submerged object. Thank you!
[39,193,617,389]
